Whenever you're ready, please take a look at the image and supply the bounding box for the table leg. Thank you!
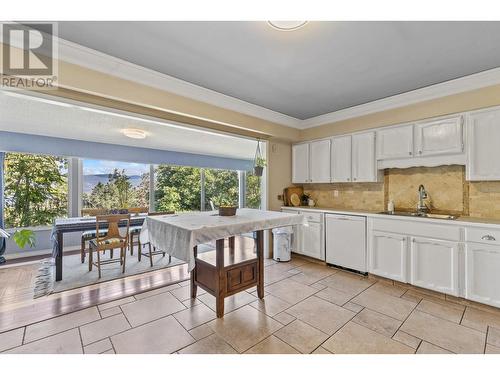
[55,231,63,281]
[190,245,198,299]
[256,230,264,299]
[215,238,225,318]
[228,236,235,250]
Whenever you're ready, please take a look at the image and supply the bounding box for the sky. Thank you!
[83,159,150,176]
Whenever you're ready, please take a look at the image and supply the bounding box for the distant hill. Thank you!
[83,174,143,193]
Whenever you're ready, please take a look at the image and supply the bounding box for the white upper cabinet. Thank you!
[292,143,310,183]
[331,135,352,182]
[376,125,414,160]
[309,139,331,183]
[415,116,464,157]
[352,131,377,182]
[467,107,500,181]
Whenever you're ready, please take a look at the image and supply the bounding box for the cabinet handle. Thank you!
[353,177,357,181]
[347,178,350,181]
[409,151,412,155]
[481,234,496,241]
[418,150,422,154]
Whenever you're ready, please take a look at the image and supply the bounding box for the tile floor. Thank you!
[2,256,500,354]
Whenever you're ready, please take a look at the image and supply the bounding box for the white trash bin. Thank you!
[272,226,293,262]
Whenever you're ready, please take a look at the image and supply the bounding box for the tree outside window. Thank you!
[82,160,150,210]
[3,153,68,228]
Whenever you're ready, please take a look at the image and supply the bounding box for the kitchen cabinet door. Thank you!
[369,231,408,282]
[415,116,464,157]
[410,237,459,296]
[292,143,310,183]
[298,221,324,260]
[467,108,500,181]
[331,135,352,182]
[352,131,377,182]
[376,125,414,160]
[465,243,500,308]
[310,139,331,183]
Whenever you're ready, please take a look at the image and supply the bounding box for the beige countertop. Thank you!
[281,205,500,228]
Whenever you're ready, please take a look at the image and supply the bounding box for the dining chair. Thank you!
[139,211,174,267]
[127,207,148,256]
[88,214,130,278]
[80,208,109,263]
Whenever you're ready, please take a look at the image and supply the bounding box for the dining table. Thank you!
[139,208,307,317]
[51,214,147,281]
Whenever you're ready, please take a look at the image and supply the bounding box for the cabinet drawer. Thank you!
[226,262,257,293]
[465,226,500,245]
[300,211,323,223]
[372,218,461,241]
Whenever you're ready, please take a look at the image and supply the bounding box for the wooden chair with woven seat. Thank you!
[80,208,109,263]
[89,214,130,278]
[127,207,148,256]
[139,211,175,267]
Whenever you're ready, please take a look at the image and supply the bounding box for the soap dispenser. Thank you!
[387,199,395,214]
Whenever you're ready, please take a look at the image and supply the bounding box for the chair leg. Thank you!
[149,243,153,267]
[122,246,126,273]
[138,243,142,262]
[80,238,86,263]
[110,249,114,259]
[88,245,93,271]
[169,255,171,263]
[96,249,101,278]
[129,233,134,256]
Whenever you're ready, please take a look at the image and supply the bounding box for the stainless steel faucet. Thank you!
[417,184,429,215]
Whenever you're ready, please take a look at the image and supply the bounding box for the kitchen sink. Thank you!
[378,211,458,220]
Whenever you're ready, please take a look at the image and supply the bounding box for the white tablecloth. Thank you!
[139,208,306,271]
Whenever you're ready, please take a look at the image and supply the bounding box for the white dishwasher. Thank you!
[325,214,367,273]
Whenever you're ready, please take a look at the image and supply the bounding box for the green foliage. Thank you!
[204,169,238,209]
[82,169,149,210]
[245,173,261,209]
[155,165,201,212]
[4,153,68,228]
[255,156,267,167]
[12,229,36,249]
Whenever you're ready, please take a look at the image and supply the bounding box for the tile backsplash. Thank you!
[302,165,500,219]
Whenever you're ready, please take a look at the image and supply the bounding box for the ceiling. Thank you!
[0,91,257,160]
[54,21,500,120]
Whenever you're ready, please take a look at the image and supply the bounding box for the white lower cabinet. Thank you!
[300,221,324,260]
[465,242,500,308]
[369,231,408,282]
[410,237,459,296]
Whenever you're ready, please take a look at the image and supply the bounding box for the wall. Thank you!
[267,141,292,211]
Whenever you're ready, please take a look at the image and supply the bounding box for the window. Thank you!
[3,152,68,228]
[154,165,201,212]
[82,159,150,210]
[204,168,239,210]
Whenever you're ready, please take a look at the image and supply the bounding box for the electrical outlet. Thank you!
[333,190,339,198]
[277,194,283,201]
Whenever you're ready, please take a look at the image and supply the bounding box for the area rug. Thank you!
[34,243,215,298]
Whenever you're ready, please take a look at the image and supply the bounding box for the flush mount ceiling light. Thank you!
[267,21,308,31]
[122,128,147,139]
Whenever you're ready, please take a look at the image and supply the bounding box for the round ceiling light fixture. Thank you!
[267,21,308,31]
[122,128,147,139]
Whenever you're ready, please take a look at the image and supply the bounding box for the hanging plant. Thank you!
[253,140,266,177]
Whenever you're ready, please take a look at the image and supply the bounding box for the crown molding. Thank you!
[301,67,500,129]
[56,37,303,129]
[18,31,500,131]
